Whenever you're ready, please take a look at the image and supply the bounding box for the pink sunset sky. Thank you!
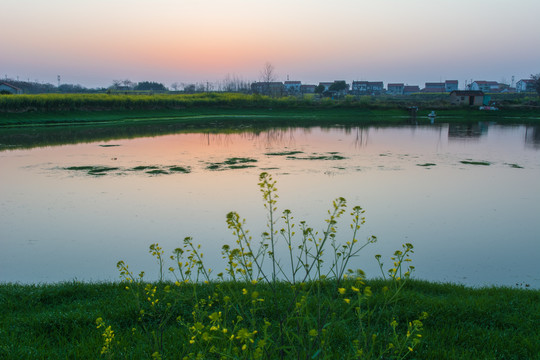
[2,0,540,89]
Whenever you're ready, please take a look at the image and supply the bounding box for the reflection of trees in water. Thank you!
[200,132,235,147]
[448,122,489,141]
[321,126,370,149]
[525,126,540,149]
[352,127,369,149]
[447,123,539,149]
[200,128,298,149]
[0,122,199,150]
[200,126,374,150]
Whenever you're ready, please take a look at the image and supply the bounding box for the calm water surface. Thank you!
[1,123,539,288]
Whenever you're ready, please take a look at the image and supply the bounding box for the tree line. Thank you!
[1,75,253,95]
[2,68,539,96]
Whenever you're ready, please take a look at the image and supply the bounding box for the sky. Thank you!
[2,0,540,89]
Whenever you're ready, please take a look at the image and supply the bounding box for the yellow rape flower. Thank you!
[364,286,372,297]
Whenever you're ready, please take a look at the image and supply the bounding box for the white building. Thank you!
[470,81,499,93]
[0,82,23,94]
[516,79,535,93]
[284,81,301,94]
[387,83,404,95]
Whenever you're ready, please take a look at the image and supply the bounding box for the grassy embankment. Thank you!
[2,93,539,127]
[1,93,538,150]
[1,279,538,359]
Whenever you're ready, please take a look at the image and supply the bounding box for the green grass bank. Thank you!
[1,279,538,359]
[1,93,539,127]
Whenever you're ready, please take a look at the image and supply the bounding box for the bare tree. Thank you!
[195,82,206,92]
[260,62,277,95]
[182,83,196,94]
[111,79,122,89]
[223,73,237,92]
[110,79,135,91]
[260,62,276,83]
[222,73,251,93]
[121,79,136,89]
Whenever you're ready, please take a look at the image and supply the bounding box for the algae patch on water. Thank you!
[223,157,258,165]
[460,160,491,166]
[65,166,119,176]
[265,151,304,156]
[287,152,346,161]
[206,164,221,170]
[417,163,437,167]
[140,165,192,175]
[65,166,96,171]
[507,163,524,169]
[131,166,160,171]
[65,164,190,176]
[207,157,258,171]
[228,164,257,169]
[146,169,169,175]
[168,166,191,173]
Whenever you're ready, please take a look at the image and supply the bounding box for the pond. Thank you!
[1,122,539,288]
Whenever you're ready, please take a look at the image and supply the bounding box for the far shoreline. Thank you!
[1,93,539,150]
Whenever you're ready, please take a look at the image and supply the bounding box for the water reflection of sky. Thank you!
[1,124,539,288]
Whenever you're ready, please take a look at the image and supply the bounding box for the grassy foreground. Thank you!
[0,280,538,359]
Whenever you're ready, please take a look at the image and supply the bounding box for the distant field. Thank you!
[1,92,538,117]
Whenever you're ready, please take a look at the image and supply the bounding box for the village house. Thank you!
[300,84,316,94]
[350,81,383,95]
[470,81,499,93]
[0,82,23,94]
[351,81,368,95]
[318,82,334,92]
[283,81,301,94]
[250,81,284,97]
[449,90,485,106]
[516,79,535,93]
[403,85,420,95]
[366,81,384,95]
[250,82,265,94]
[422,82,446,93]
[445,80,458,92]
[387,83,404,95]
